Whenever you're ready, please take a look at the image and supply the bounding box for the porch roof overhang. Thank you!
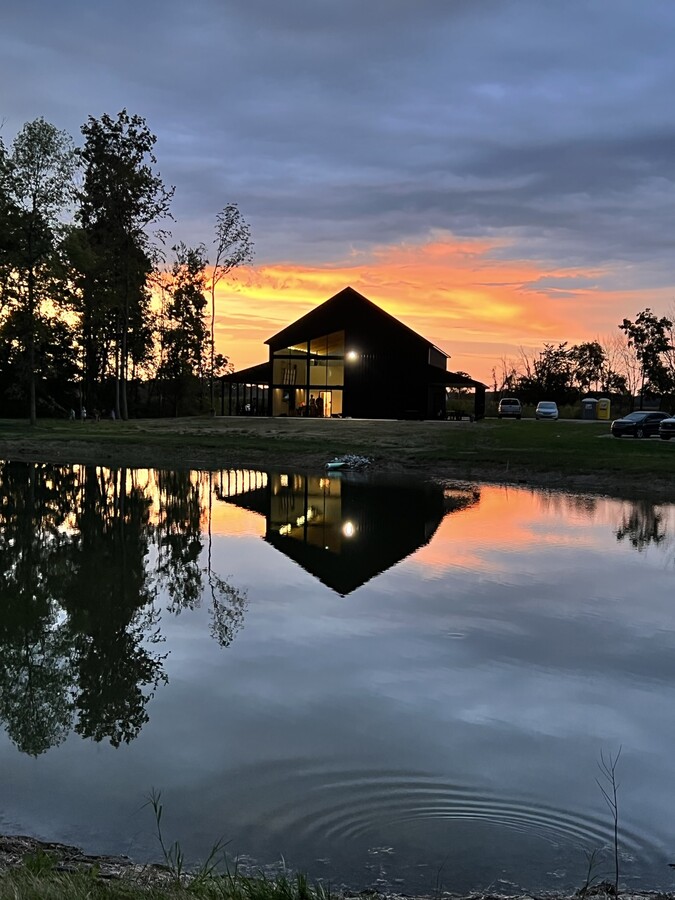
[427,365,486,390]
[221,362,271,385]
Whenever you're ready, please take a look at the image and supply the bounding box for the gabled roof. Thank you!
[265,286,448,358]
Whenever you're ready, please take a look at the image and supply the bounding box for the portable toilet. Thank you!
[597,397,611,420]
[581,398,599,420]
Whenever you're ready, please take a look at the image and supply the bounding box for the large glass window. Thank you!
[273,358,307,385]
[274,345,308,357]
[272,332,345,416]
[310,331,344,357]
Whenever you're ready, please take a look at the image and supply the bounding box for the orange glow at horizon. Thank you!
[212,236,673,384]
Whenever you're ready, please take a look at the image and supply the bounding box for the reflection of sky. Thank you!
[2,483,675,892]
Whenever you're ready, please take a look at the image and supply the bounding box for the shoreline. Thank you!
[0,435,673,503]
[0,833,670,900]
[0,414,674,503]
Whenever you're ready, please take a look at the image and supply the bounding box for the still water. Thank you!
[1,460,675,893]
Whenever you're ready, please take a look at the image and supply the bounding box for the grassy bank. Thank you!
[0,415,673,498]
[0,860,330,900]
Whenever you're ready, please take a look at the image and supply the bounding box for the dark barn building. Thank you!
[221,286,485,420]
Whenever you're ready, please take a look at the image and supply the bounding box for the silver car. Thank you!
[535,401,559,420]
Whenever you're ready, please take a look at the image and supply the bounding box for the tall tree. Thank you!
[157,243,209,415]
[569,341,605,393]
[0,119,77,423]
[209,204,253,415]
[77,110,173,419]
[619,308,673,406]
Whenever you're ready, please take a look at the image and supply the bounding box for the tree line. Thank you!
[0,112,253,423]
[491,308,675,407]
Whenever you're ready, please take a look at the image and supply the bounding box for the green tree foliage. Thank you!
[77,110,174,419]
[619,308,674,403]
[0,119,77,423]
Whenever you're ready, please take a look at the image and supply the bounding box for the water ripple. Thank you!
[229,762,656,861]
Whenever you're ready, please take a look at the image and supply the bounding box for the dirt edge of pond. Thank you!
[1,834,673,900]
[0,437,673,502]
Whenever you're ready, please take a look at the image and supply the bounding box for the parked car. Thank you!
[659,416,675,440]
[535,401,559,420]
[498,397,522,419]
[610,411,670,438]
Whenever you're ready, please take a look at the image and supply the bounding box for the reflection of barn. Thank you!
[216,469,480,595]
[221,286,485,420]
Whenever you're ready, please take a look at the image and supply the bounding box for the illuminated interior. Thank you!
[269,472,347,552]
[272,330,344,417]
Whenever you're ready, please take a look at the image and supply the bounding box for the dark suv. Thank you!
[498,398,522,419]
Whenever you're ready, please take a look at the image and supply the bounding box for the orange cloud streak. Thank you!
[213,236,671,383]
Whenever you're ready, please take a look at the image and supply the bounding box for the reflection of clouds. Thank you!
[5,472,675,887]
[412,486,675,578]
[411,486,608,576]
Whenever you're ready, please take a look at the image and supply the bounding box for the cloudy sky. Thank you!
[3,0,675,381]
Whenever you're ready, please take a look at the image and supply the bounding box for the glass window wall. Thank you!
[272,331,345,417]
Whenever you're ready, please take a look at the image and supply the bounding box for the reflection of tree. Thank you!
[209,574,247,648]
[155,469,249,643]
[74,607,166,746]
[0,462,248,756]
[154,470,203,611]
[0,462,78,755]
[615,499,667,551]
[57,467,166,747]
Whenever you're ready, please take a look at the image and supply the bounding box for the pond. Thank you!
[1,460,675,894]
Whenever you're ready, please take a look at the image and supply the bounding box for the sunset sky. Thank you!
[3,1,675,383]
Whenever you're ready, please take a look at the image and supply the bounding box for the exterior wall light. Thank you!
[346,350,358,362]
[342,521,356,538]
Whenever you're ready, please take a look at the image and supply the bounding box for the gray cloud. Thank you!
[2,0,675,284]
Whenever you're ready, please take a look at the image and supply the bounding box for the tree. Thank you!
[516,342,576,405]
[0,311,80,415]
[601,331,635,396]
[157,243,209,415]
[77,110,174,419]
[569,341,605,393]
[619,308,673,406]
[0,119,77,423]
[209,205,254,414]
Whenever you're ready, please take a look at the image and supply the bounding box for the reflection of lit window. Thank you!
[280,475,289,487]
[342,521,356,538]
[296,516,305,526]
[319,478,330,490]
[346,350,358,362]
[279,524,292,536]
